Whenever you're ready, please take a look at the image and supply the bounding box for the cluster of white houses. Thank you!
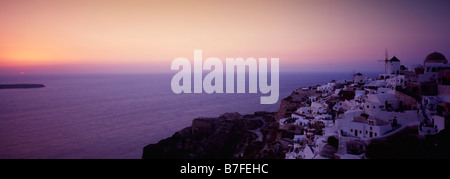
[283,51,450,159]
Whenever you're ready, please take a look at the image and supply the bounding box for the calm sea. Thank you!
[0,72,378,158]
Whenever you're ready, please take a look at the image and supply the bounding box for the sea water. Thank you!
[0,72,377,158]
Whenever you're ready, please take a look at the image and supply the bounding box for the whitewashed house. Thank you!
[338,109,393,139]
[311,101,328,114]
[317,82,335,95]
[353,73,365,83]
[417,52,450,82]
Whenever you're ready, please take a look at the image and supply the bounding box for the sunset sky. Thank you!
[1,0,449,74]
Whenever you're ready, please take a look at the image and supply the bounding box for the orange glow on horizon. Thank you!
[1,49,54,65]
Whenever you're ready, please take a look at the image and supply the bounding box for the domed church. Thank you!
[418,51,450,82]
[425,52,447,64]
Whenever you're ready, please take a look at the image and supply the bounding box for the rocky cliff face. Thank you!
[142,88,323,159]
[142,112,284,159]
[275,90,318,122]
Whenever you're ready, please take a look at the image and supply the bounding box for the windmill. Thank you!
[377,49,389,74]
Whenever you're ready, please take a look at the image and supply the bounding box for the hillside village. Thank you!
[143,51,450,159]
[281,51,450,159]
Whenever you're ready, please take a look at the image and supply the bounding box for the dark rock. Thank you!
[254,111,267,116]
[0,84,45,89]
[319,144,337,159]
[346,140,366,155]
[219,112,242,120]
[191,118,215,135]
[142,112,284,159]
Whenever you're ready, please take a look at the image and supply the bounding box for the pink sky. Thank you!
[1,0,449,74]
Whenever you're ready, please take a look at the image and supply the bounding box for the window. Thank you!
[351,129,353,132]
[374,133,377,136]
[359,130,362,134]
[366,131,368,134]
[370,127,372,130]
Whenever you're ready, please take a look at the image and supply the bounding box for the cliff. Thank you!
[142,111,284,159]
[142,88,320,159]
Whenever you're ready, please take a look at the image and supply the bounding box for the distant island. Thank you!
[0,84,45,89]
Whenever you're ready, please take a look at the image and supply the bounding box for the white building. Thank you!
[348,116,391,138]
[333,100,359,111]
[354,89,366,102]
[365,92,398,113]
[297,107,311,115]
[353,73,365,83]
[337,110,392,139]
[418,52,450,82]
[365,80,387,88]
[387,56,401,75]
[385,75,406,89]
[432,115,446,133]
[422,96,440,114]
[279,112,310,129]
[317,82,335,95]
[311,101,328,114]
[421,96,447,134]
[377,87,391,94]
